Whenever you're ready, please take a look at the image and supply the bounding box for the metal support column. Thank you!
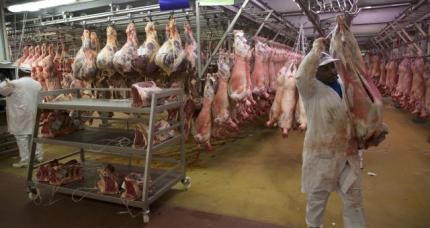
[0,0,11,61]
[254,10,273,37]
[199,0,251,79]
[415,23,427,36]
[195,0,202,78]
[271,30,280,41]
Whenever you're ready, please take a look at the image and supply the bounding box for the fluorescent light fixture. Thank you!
[8,0,77,13]
[362,6,373,9]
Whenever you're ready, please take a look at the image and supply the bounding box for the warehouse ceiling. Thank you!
[3,0,430,53]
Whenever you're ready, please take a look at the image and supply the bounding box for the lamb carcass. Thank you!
[22,46,35,65]
[133,22,160,77]
[370,54,380,84]
[155,19,185,76]
[330,15,387,149]
[16,46,29,67]
[294,94,307,131]
[229,30,250,101]
[97,25,118,78]
[72,29,98,82]
[194,74,216,150]
[251,40,270,98]
[378,58,387,92]
[266,63,287,127]
[113,22,140,84]
[278,63,299,137]
[212,50,238,130]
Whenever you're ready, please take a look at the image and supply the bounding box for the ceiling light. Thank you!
[8,0,78,13]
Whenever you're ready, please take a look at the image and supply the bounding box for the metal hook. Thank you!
[147,11,152,22]
[169,11,174,20]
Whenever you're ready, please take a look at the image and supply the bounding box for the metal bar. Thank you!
[401,28,423,52]
[178,93,186,176]
[152,163,181,186]
[33,150,82,169]
[142,92,158,208]
[271,30,280,41]
[196,0,202,79]
[200,0,251,79]
[154,123,180,136]
[0,0,10,61]
[151,135,181,153]
[396,31,408,43]
[294,0,325,37]
[428,25,430,56]
[414,23,427,36]
[27,109,41,187]
[254,10,273,37]
[249,0,296,30]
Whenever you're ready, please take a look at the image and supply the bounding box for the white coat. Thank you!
[0,77,41,135]
[295,45,361,193]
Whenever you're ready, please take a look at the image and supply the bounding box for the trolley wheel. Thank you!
[27,187,39,201]
[143,210,150,224]
[181,176,191,190]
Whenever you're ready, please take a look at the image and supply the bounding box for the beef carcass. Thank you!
[212,50,238,130]
[155,19,185,76]
[97,25,118,77]
[393,57,412,106]
[330,15,387,149]
[91,32,101,53]
[424,62,430,113]
[229,30,251,101]
[194,74,216,150]
[183,22,197,69]
[251,41,270,98]
[370,54,381,84]
[41,44,62,91]
[130,81,161,107]
[96,164,119,195]
[378,58,387,92]
[113,22,139,84]
[133,22,160,77]
[278,63,299,137]
[72,29,98,82]
[409,54,427,118]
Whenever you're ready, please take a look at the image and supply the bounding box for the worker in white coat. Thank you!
[295,38,365,228]
[0,77,44,168]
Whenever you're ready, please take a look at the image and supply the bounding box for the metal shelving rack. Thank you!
[26,87,190,223]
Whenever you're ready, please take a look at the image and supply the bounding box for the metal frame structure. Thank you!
[26,87,190,224]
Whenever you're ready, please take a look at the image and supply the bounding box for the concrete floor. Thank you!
[1,103,430,227]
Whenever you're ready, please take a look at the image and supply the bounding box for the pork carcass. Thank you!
[41,44,62,91]
[267,63,287,126]
[212,50,238,130]
[72,29,98,82]
[97,25,118,78]
[251,41,270,98]
[409,54,427,118]
[278,63,299,137]
[294,94,307,131]
[133,22,160,77]
[130,81,161,108]
[194,74,216,150]
[97,164,119,195]
[330,15,387,149]
[113,22,139,84]
[155,19,185,76]
[229,30,252,101]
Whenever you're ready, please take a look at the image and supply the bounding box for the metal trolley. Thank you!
[26,88,191,223]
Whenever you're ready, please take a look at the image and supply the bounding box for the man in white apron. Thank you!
[295,38,365,228]
[0,77,44,168]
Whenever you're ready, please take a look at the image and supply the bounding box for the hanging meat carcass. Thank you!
[229,30,251,101]
[377,58,387,92]
[133,22,160,77]
[91,32,101,53]
[393,54,412,107]
[21,46,35,66]
[16,46,29,67]
[183,22,197,69]
[72,29,98,82]
[33,43,48,90]
[212,50,238,131]
[113,21,140,84]
[251,40,270,99]
[294,94,307,131]
[370,53,381,84]
[267,63,287,126]
[194,74,216,150]
[385,50,400,95]
[330,15,387,149]
[155,19,185,76]
[41,44,62,91]
[424,62,430,113]
[97,25,118,77]
[278,63,299,137]
[409,51,427,118]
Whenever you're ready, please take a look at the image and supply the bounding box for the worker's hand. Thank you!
[312,37,326,52]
